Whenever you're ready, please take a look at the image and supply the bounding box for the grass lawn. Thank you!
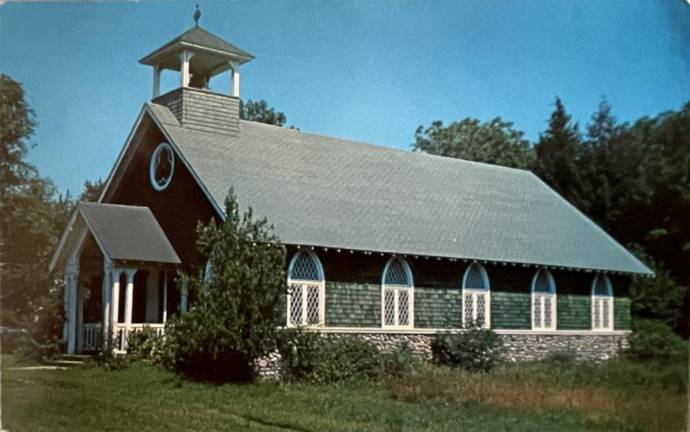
[2,355,685,432]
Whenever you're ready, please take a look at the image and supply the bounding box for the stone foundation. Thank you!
[256,330,629,378]
[499,333,628,362]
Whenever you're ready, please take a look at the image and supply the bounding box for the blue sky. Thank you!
[1,1,688,195]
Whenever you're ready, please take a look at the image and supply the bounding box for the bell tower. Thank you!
[139,17,254,136]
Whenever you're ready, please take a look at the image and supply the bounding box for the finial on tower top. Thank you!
[193,4,201,28]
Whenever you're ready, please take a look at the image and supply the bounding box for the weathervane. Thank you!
[193,4,201,28]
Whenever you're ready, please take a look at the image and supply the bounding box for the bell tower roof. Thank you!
[139,26,254,74]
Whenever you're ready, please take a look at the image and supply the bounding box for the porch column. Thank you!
[180,277,188,313]
[162,270,168,324]
[152,65,161,98]
[229,62,240,98]
[179,51,194,88]
[65,261,79,354]
[76,283,84,353]
[110,269,121,341]
[124,269,137,332]
[101,262,112,347]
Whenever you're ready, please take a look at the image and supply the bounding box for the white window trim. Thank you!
[591,274,614,331]
[461,263,491,329]
[381,256,414,329]
[531,268,557,331]
[286,250,325,328]
[149,142,175,191]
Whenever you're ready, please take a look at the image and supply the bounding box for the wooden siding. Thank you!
[108,115,219,271]
[325,282,380,327]
[415,286,462,328]
[614,297,632,330]
[152,87,239,136]
[309,249,633,330]
[557,295,591,330]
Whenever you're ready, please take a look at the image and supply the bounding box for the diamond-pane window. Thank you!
[382,257,413,328]
[533,269,555,293]
[532,268,556,330]
[384,258,411,286]
[384,289,396,326]
[290,251,321,281]
[287,251,325,327]
[398,289,410,326]
[462,263,490,328]
[592,274,613,330]
[464,263,488,290]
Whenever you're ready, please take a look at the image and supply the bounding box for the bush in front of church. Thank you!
[431,327,504,373]
[276,329,384,383]
[157,189,287,382]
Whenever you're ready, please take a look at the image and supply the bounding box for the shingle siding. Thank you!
[302,252,634,331]
[415,287,462,328]
[152,87,239,136]
[557,295,591,329]
[492,291,532,329]
[614,297,631,330]
[325,281,380,327]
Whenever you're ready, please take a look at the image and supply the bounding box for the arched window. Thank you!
[462,263,490,328]
[287,250,325,327]
[382,257,414,329]
[592,274,614,331]
[531,268,556,330]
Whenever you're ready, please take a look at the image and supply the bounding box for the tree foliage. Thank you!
[239,99,287,127]
[79,178,104,202]
[159,190,286,381]
[0,74,71,330]
[533,98,586,207]
[412,117,534,169]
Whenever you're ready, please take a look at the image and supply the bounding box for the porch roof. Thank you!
[49,202,181,271]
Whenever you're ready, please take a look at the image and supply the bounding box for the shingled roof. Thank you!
[139,27,254,67]
[49,201,181,271]
[144,103,651,275]
[78,202,180,264]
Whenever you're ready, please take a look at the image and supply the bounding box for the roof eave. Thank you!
[139,42,254,68]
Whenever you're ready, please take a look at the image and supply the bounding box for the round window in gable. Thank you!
[149,142,175,191]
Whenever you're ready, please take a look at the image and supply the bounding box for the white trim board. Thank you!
[310,327,631,336]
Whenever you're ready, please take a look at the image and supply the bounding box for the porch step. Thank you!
[58,354,93,362]
[44,354,95,368]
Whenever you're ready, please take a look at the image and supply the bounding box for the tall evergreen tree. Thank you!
[79,178,104,202]
[534,98,586,209]
[579,98,626,230]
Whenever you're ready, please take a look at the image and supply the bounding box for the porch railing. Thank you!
[113,323,165,353]
[81,323,102,352]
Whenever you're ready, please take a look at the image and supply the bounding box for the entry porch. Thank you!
[49,202,182,354]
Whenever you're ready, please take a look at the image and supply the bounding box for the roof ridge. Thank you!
[239,119,533,175]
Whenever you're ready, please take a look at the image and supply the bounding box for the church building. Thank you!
[49,24,652,361]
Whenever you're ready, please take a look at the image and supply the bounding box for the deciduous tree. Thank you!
[412,117,534,169]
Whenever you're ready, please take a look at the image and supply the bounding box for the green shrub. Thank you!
[431,327,504,372]
[275,328,323,382]
[158,190,287,382]
[126,327,161,361]
[626,319,686,361]
[277,329,382,383]
[381,342,420,378]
